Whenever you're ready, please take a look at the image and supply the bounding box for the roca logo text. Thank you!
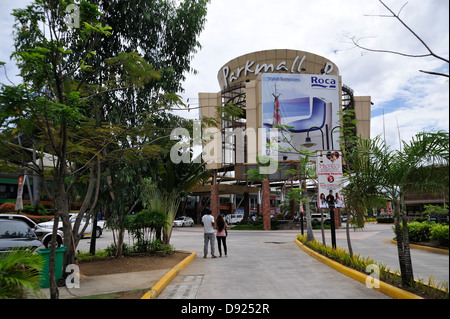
[311,76,336,89]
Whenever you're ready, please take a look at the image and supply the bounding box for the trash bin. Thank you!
[36,246,67,288]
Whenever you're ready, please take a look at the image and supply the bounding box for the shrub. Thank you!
[21,204,49,216]
[407,222,434,242]
[0,202,17,213]
[430,224,449,247]
[377,217,394,224]
[23,214,54,224]
[125,209,168,253]
[0,247,44,299]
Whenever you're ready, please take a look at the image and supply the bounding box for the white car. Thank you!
[39,213,105,238]
[225,214,243,224]
[173,216,194,227]
[310,213,331,222]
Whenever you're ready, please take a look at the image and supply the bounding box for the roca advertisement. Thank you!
[261,73,340,160]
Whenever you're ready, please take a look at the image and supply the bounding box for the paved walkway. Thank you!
[160,223,448,299]
[160,226,389,299]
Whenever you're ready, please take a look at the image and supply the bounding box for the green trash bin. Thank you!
[37,246,67,288]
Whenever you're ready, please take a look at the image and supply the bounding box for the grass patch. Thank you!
[72,288,148,299]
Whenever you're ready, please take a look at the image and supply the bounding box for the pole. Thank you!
[330,207,336,249]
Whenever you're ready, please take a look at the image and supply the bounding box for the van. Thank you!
[310,213,330,222]
[225,214,243,224]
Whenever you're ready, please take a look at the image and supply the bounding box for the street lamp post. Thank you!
[302,124,339,249]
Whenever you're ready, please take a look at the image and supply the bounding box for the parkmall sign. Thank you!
[220,53,337,89]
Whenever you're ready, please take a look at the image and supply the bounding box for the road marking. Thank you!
[158,275,204,299]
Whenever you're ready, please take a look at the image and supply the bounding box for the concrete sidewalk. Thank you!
[41,268,172,299]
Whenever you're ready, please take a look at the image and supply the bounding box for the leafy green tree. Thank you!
[0,0,173,297]
[82,0,210,253]
[1,0,210,296]
[0,0,117,298]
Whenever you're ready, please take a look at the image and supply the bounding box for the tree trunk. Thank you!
[115,227,125,257]
[346,212,353,257]
[320,209,326,246]
[262,179,271,230]
[48,213,60,299]
[393,198,414,287]
[305,200,314,242]
[401,210,414,285]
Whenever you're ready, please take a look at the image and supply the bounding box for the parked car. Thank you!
[0,219,43,253]
[310,213,331,222]
[0,214,63,248]
[37,212,77,230]
[38,213,105,238]
[173,216,194,227]
[225,214,243,224]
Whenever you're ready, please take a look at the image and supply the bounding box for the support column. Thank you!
[211,170,219,222]
[257,189,261,216]
[262,179,271,231]
[243,192,250,220]
[290,199,295,220]
[195,196,201,224]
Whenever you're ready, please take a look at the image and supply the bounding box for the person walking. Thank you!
[202,210,216,258]
[216,214,228,257]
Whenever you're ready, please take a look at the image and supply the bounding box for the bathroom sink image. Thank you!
[263,96,332,133]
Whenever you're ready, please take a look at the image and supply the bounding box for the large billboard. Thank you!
[261,73,340,160]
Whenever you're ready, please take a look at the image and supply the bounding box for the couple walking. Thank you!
[202,210,228,258]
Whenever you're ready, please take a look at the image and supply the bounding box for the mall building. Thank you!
[187,49,372,228]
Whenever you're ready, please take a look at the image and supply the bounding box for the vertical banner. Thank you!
[386,202,392,217]
[316,150,345,209]
[15,175,26,211]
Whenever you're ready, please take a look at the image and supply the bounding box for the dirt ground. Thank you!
[79,251,189,276]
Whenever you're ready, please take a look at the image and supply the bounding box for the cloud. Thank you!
[185,0,449,150]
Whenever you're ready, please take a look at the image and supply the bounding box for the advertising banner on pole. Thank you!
[316,150,345,209]
[15,175,26,211]
[261,73,340,160]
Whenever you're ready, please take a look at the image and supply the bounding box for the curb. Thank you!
[141,250,197,299]
[391,240,449,255]
[294,238,423,299]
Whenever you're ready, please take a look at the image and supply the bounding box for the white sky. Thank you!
[1,0,448,150]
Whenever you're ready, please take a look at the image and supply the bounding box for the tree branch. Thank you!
[419,70,449,77]
[350,0,449,77]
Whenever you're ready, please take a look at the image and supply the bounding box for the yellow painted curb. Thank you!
[294,238,423,299]
[391,240,449,255]
[141,250,197,299]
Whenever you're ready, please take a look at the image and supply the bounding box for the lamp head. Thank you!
[302,136,316,148]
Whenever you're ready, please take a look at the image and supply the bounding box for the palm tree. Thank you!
[146,155,210,244]
[0,247,44,299]
[343,131,449,286]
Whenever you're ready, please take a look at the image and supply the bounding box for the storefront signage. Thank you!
[221,55,335,88]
